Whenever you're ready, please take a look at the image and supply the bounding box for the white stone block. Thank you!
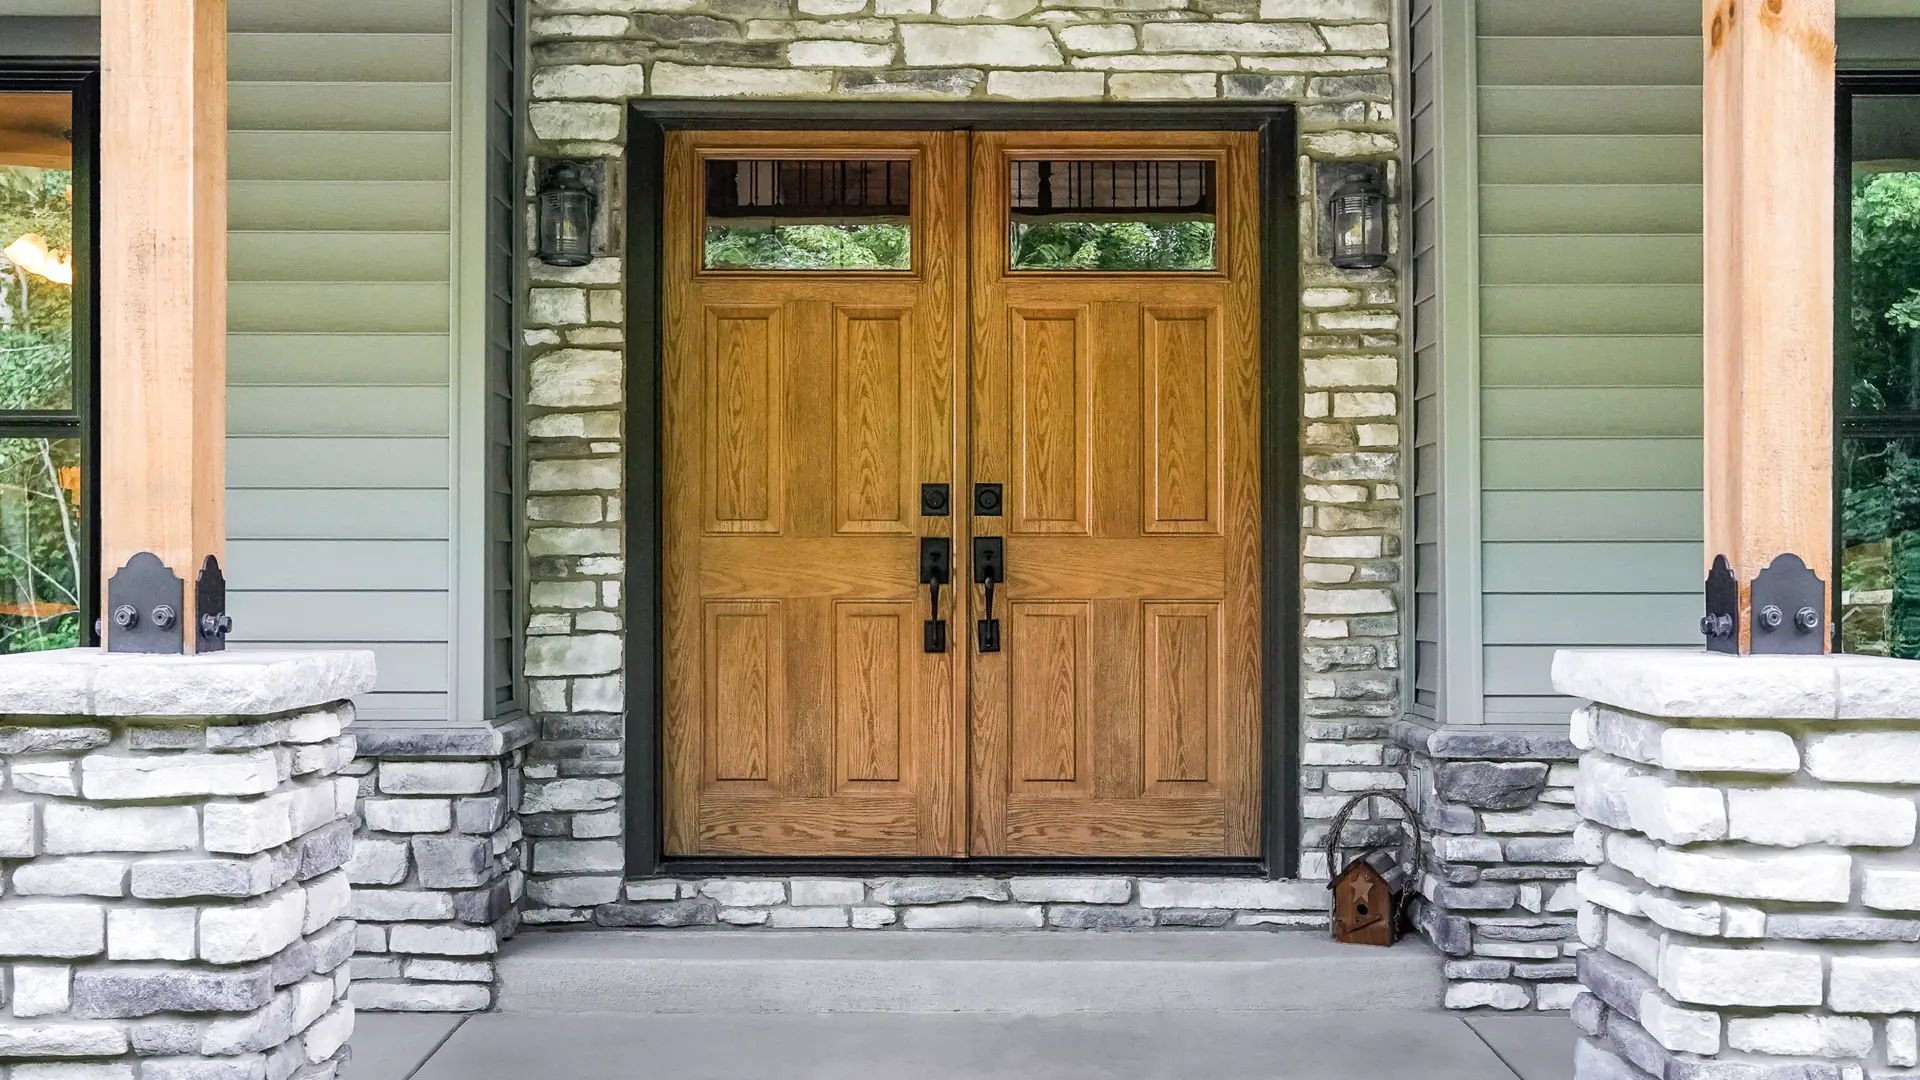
[387,924,496,956]
[789,880,864,907]
[1890,1017,1918,1068]
[1575,753,1643,831]
[1137,879,1324,910]
[303,870,351,934]
[1444,983,1528,1010]
[1866,870,1920,912]
[378,761,498,796]
[289,781,341,835]
[1623,776,1726,844]
[1573,822,1607,865]
[1726,787,1917,847]
[1639,893,1720,938]
[0,904,103,958]
[200,888,306,964]
[80,750,279,800]
[0,649,372,718]
[44,804,197,854]
[1638,991,1720,1054]
[0,802,36,858]
[11,965,70,1018]
[304,1002,353,1063]
[1606,832,1658,882]
[202,794,294,854]
[1806,732,1920,784]
[1727,1014,1873,1058]
[901,904,1044,930]
[851,907,897,929]
[1480,807,1579,834]
[768,908,850,929]
[1549,649,1842,720]
[1603,913,1660,978]
[12,761,77,796]
[1650,847,1851,903]
[1720,905,1766,939]
[700,880,786,907]
[1660,943,1823,1007]
[1008,878,1131,904]
[106,907,195,961]
[1832,958,1920,1013]
[1536,984,1583,1011]
[899,24,1062,67]
[1576,870,1640,917]
[363,799,452,834]
[12,858,125,898]
[1570,706,1596,751]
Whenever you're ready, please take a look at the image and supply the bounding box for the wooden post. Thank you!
[1702,0,1837,653]
[98,0,227,652]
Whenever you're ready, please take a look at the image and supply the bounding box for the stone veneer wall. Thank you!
[0,650,371,1080]
[514,0,1409,926]
[1399,720,1584,1011]
[344,724,532,1012]
[1557,650,1920,1079]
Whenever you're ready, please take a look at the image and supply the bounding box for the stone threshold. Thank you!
[531,875,1340,931]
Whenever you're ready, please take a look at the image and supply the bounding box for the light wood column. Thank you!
[98,0,227,651]
[1702,0,1836,653]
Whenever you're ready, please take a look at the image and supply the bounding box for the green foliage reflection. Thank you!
[704,224,910,271]
[0,166,75,412]
[1010,220,1215,271]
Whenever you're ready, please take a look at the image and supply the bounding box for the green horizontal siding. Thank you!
[1480,235,1700,285]
[1483,492,1700,543]
[1483,542,1702,594]
[224,1,457,720]
[1483,438,1701,490]
[1477,36,1699,85]
[1480,388,1700,438]
[1481,184,1703,234]
[1481,335,1701,387]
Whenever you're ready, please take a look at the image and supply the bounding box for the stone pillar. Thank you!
[1556,649,1920,1079]
[0,649,370,1080]
[345,724,531,1012]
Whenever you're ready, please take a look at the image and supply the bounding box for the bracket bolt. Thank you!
[1760,605,1784,630]
[200,613,232,637]
[1700,614,1734,639]
[1795,607,1819,633]
[112,605,138,630]
[150,605,176,630]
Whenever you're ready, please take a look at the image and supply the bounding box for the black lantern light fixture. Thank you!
[537,161,596,268]
[1327,165,1389,270]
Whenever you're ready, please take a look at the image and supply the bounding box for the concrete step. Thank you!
[495,930,1443,1015]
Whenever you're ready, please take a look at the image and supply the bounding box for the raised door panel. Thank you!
[835,308,915,535]
[1143,601,1220,789]
[1009,601,1091,791]
[834,601,914,788]
[1143,308,1221,535]
[704,600,785,788]
[1010,309,1091,535]
[705,306,784,535]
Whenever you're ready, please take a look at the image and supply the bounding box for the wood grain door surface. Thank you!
[661,129,1262,859]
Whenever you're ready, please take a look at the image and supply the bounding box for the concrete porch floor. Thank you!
[343,1010,1574,1080]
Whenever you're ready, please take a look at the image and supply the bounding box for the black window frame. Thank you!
[0,63,100,651]
[1835,73,1920,655]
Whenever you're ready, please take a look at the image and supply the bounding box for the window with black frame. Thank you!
[0,77,94,653]
[1840,84,1920,659]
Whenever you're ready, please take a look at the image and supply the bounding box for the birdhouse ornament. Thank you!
[1324,791,1421,947]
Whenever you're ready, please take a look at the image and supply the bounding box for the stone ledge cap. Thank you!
[0,647,377,718]
[1552,648,1920,721]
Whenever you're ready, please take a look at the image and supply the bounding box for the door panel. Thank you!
[968,131,1263,857]
[662,130,967,857]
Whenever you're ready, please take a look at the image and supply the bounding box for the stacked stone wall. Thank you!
[1399,721,1583,1011]
[518,0,1409,928]
[1558,650,1920,1079]
[0,652,370,1080]
[344,743,525,1013]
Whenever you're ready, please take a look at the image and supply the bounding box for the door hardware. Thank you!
[919,537,951,653]
[973,536,1005,653]
[920,483,950,518]
[973,483,1003,517]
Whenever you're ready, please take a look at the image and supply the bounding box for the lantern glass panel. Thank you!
[539,187,593,266]
[702,158,912,272]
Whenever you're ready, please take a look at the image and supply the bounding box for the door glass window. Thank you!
[1008,158,1217,272]
[1841,93,1920,658]
[0,89,85,653]
[703,158,911,271]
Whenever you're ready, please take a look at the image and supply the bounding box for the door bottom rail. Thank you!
[559,874,1333,931]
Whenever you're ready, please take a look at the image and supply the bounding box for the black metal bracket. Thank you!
[105,552,185,655]
[1702,552,1827,656]
[1751,553,1825,656]
[1702,555,1738,654]
[195,555,231,654]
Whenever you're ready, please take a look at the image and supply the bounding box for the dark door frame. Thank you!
[622,100,1302,879]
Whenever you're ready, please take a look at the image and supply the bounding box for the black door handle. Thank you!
[919,538,951,653]
[973,537,1004,653]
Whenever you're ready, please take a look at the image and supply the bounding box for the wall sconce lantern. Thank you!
[1327,165,1389,270]
[537,160,597,268]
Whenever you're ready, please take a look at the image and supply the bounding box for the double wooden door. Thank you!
[661,129,1263,859]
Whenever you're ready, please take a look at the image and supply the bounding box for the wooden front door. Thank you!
[661,128,1262,859]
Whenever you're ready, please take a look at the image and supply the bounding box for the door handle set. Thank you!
[918,484,1007,655]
